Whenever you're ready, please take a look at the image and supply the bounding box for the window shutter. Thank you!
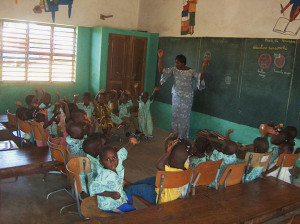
[0,20,77,82]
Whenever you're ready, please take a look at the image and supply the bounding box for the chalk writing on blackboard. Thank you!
[253,45,288,51]
[258,68,266,78]
[273,69,291,76]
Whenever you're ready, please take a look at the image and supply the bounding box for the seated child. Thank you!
[39,99,66,139]
[209,140,238,188]
[56,100,72,138]
[195,129,234,152]
[164,132,192,161]
[133,83,160,137]
[39,88,55,115]
[268,132,287,164]
[16,107,34,121]
[94,93,113,138]
[244,137,269,182]
[15,88,40,109]
[26,88,40,109]
[83,133,107,172]
[283,126,297,147]
[89,137,139,213]
[16,107,35,145]
[125,138,190,205]
[263,142,294,183]
[74,92,94,119]
[39,89,68,137]
[66,102,78,119]
[66,121,87,157]
[79,133,107,193]
[34,109,60,147]
[190,135,214,168]
[107,90,123,126]
[71,109,95,136]
[118,90,138,134]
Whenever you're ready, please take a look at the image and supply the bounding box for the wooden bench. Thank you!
[0,146,60,179]
[78,177,300,224]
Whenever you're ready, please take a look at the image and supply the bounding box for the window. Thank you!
[0,20,77,82]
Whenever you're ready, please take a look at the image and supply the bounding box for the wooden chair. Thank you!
[155,168,193,205]
[66,157,112,220]
[17,119,33,149]
[243,152,272,182]
[191,159,223,194]
[30,121,47,147]
[66,145,81,161]
[276,153,299,184]
[46,137,70,199]
[219,163,246,188]
[6,109,18,133]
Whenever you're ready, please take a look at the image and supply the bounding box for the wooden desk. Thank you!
[197,177,300,224]
[78,177,300,224]
[79,194,239,224]
[0,146,59,179]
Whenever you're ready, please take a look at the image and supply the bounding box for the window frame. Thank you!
[0,19,77,83]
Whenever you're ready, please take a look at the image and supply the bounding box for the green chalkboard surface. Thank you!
[156,37,201,104]
[285,41,300,129]
[238,38,296,128]
[193,38,243,121]
[156,37,299,131]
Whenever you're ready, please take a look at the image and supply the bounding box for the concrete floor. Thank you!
[0,127,168,224]
[0,126,299,224]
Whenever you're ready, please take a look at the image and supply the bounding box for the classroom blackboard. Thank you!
[285,41,300,129]
[155,37,299,131]
[237,38,296,128]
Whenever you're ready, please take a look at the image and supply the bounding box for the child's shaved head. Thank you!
[168,144,189,169]
[253,137,269,153]
[222,140,238,155]
[66,121,85,139]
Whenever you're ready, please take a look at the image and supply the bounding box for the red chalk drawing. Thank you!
[274,54,286,69]
[258,53,272,69]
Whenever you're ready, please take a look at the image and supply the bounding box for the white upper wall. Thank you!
[1,0,299,38]
[0,0,140,29]
[138,0,300,39]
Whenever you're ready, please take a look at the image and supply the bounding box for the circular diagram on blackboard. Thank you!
[258,53,272,69]
[274,54,285,69]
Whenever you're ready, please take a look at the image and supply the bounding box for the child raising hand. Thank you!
[125,138,190,205]
[89,137,139,213]
[134,83,160,137]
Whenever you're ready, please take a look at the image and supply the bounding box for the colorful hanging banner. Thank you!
[181,0,198,35]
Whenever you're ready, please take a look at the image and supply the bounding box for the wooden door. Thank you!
[106,34,147,95]
[126,36,147,95]
[106,34,129,91]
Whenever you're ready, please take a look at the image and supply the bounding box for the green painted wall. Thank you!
[0,26,91,114]
[90,27,159,95]
[151,101,300,146]
[90,27,102,96]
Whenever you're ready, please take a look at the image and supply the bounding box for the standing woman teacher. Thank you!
[157,49,208,139]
